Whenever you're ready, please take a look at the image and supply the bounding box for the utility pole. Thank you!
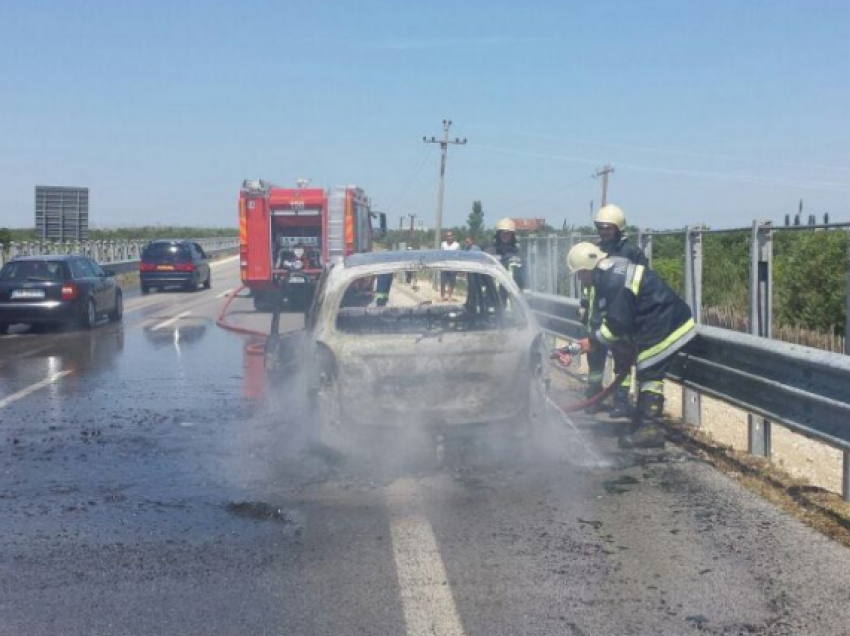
[594,165,614,208]
[408,213,417,242]
[423,120,467,250]
[399,216,404,231]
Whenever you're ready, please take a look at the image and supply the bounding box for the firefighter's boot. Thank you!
[583,383,607,415]
[618,393,665,449]
[609,387,632,419]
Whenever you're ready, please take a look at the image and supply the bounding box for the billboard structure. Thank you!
[35,186,89,241]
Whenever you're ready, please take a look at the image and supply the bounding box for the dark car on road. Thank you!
[139,240,211,294]
[0,255,123,333]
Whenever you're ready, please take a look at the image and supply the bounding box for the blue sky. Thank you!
[1,0,848,232]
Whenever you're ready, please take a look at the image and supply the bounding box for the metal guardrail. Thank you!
[526,291,850,501]
[0,238,239,271]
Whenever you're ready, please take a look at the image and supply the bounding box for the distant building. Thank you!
[511,218,546,232]
[35,186,89,241]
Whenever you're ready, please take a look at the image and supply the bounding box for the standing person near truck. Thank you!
[566,242,695,448]
[582,204,649,416]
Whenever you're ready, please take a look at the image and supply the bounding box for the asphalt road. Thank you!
[2,258,850,635]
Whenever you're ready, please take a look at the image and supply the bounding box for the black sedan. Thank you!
[139,240,211,294]
[0,255,123,333]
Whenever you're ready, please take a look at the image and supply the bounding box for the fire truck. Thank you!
[238,180,385,311]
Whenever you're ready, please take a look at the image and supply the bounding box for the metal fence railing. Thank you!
[525,291,850,502]
[0,237,239,271]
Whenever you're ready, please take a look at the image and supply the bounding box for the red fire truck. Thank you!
[238,180,385,311]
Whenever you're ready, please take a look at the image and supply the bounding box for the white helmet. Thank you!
[594,204,626,230]
[495,217,516,233]
[567,242,606,272]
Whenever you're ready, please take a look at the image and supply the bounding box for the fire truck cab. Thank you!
[239,180,383,311]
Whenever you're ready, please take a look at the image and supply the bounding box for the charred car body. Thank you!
[297,249,549,455]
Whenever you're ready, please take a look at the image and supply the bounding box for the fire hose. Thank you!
[549,344,636,414]
[215,285,268,355]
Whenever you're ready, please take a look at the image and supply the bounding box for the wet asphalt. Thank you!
[2,259,850,635]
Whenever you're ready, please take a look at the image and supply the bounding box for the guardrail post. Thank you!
[548,234,558,295]
[640,229,653,266]
[682,226,703,426]
[569,231,581,299]
[748,220,773,457]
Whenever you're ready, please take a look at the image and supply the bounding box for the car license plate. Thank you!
[11,289,46,299]
[157,265,175,271]
[288,276,306,284]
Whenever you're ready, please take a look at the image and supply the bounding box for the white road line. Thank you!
[0,370,73,410]
[151,310,192,331]
[215,288,236,299]
[386,478,466,636]
[211,255,239,268]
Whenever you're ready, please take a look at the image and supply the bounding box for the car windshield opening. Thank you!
[336,268,525,334]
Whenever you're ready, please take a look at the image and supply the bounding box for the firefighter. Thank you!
[566,242,696,448]
[582,205,649,416]
[375,273,393,307]
[487,218,525,289]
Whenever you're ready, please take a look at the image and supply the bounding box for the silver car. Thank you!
[300,249,549,456]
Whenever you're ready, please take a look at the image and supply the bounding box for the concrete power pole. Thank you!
[594,165,614,208]
[423,120,467,250]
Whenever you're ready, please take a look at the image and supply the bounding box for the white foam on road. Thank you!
[0,370,73,410]
[386,478,466,636]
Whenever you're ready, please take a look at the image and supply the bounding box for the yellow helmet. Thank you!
[495,217,516,232]
[594,204,626,230]
[567,242,606,272]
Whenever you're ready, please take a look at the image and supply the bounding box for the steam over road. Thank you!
[2,259,850,635]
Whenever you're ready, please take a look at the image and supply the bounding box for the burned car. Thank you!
[299,249,549,456]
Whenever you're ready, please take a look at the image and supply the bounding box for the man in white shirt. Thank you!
[440,230,460,301]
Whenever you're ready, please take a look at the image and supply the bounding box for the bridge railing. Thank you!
[525,290,850,502]
[0,237,239,272]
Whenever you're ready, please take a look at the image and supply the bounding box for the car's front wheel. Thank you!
[109,291,123,323]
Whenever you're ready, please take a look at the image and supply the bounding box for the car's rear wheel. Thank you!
[0,323,8,335]
[109,291,123,323]
[203,271,211,290]
[80,298,97,330]
[141,284,150,295]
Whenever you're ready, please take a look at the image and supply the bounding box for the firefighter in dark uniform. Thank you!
[487,217,526,290]
[567,242,695,448]
[582,205,649,416]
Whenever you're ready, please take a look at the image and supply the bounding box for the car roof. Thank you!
[146,239,193,245]
[344,249,494,269]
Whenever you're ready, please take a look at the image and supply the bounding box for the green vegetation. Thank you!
[0,226,237,244]
[648,228,847,337]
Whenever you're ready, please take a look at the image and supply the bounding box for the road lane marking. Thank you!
[0,370,73,410]
[216,288,236,299]
[210,255,239,268]
[386,478,466,636]
[151,310,192,331]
